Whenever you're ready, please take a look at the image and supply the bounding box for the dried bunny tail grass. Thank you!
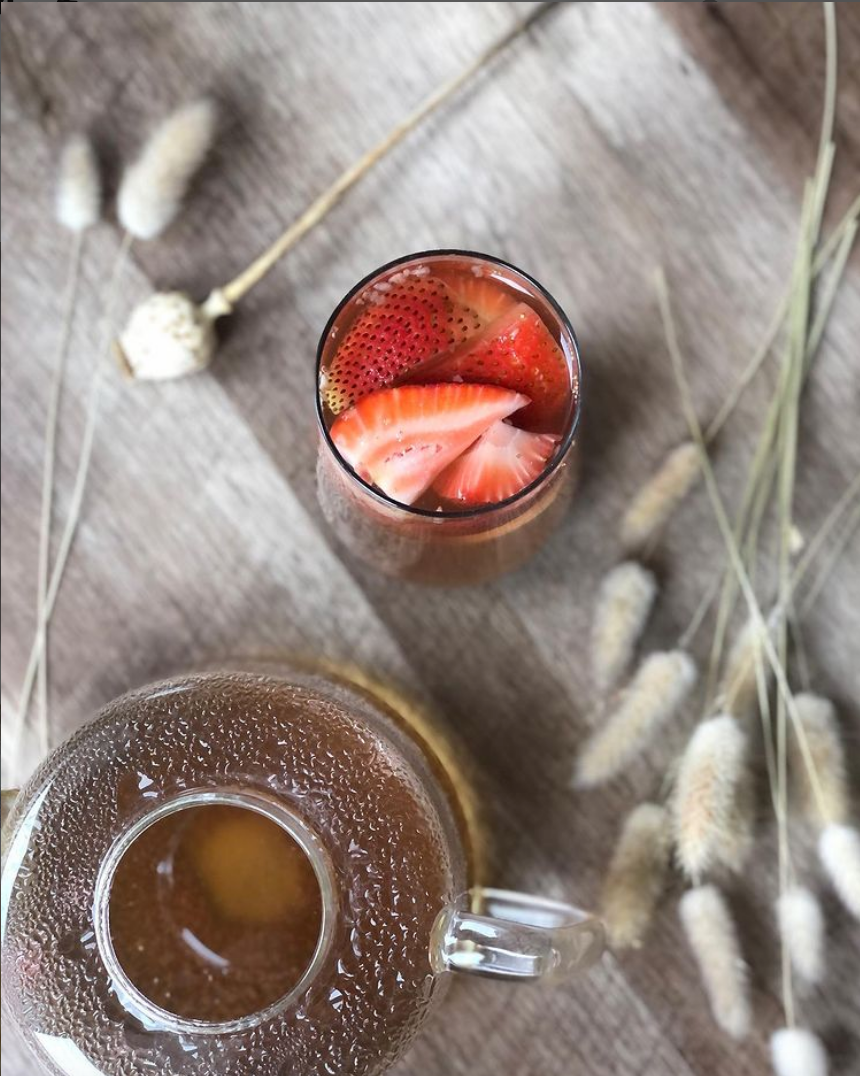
[717,617,771,718]
[771,1028,829,1076]
[673,714,754,882]
[55,134,101,231]
[591,561,658,693]
[573,650,697,788]
[789,694,849,827]
[776,885,825,986]
[601,803,671,949]
[818,824,860,920]
[679,885,751,1040]
[118,98,217,239]
[620,441,700,552]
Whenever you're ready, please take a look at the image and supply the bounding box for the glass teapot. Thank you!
[1,664,603,1075]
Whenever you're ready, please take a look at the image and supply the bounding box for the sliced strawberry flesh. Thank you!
[322,275,482,414]
[444,272,517,325]
[330,384,529,506]
[433,420,559,506]
[410,303,571,433]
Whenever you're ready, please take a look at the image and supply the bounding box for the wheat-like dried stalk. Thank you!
[679,885,751,1040]
[788,694,848,827]
[118,98,217,240]
[620,442,700,553]
[56,134,101,232]
[818,824,860,920]
[33,135,103,760]
[601,803,671,949]
[776,885,825,986]
[673,714,753,882]
[591,561,657,694]
[771,1028,829,1076]
[573,650,697,788]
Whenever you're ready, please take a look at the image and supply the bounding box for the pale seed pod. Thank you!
[601,803,671,949]
[789,694,849,827]
[56,134,101,231]
[818,824,860,920]
[620,442,700,551]
[574,650,697,788]
[679,885,751,1040]
[776,885,825,986]
[118,98,217,240]
[673,714,753,882]
[770,1028,829,1076]
[591,561,658,694]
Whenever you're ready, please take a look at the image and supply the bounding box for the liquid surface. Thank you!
[108,804,323,1023]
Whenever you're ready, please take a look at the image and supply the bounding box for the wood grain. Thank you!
[1,4,858,1075]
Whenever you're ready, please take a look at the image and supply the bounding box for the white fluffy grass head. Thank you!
[591,561,658,694]
[673,714,753,882]
[574,650,697,788]
[718,617,768,719]
[818,824,860,920]
[789,693,849,827]
[620,441,700,551]
[770,1028,828,1076]
[118,98,217,240]
[601,803,671,949]
[56,134,101,231]
[679,885,750,1040]
[776,885,825,986]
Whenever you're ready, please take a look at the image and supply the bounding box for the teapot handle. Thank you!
[430,888,604,983]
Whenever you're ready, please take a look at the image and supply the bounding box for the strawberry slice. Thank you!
[330,384,529,506]
[445,273,516,324]
[322,275,482,414]
[433,421,559,506]
[411,303,571,432]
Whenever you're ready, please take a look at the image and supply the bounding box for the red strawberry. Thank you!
[322,275,482,414]
[411,303,571,432]
[330,384,529,506]
[433,421,559,506]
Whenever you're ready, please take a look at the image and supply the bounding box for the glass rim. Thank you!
[92,788,337,1037]
[315,249,584,520]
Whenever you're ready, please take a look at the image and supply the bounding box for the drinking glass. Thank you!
[316,251,583,584]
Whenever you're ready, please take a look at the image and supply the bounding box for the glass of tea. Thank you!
[1,665,603,1076]
[316,251,582,584]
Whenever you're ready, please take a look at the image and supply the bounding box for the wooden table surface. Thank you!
[2,3,858,1074]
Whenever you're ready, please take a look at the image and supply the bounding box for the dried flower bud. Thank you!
[117,292,217,380]
[574,650,697,788]
[56,134,101,232]
[679,885,750,1040]
[118,98,217,240]
[591,561,658,694]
